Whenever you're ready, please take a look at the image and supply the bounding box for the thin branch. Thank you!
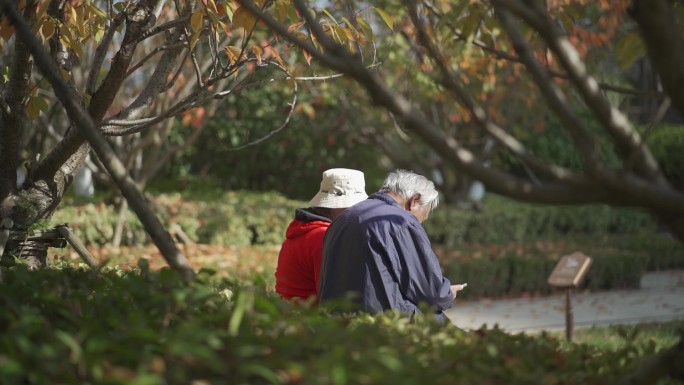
[87,12,126,95]
[101,60,293,137]
[435,14,663,99]
[224,62,298,151]
[138,16,189,41]
[234,0,341,72]
[126,42,186,77]
[167,50,191,90]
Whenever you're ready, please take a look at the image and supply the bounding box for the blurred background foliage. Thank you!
[162,71,390,201]
[51,189,684,300]
[36,0,684,301]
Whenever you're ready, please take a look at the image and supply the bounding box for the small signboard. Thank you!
[548,252,592,288]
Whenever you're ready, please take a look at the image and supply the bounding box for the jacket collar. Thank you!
[369,192,402,209]
[294,208,332,223]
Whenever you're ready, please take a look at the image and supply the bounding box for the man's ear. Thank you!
[408,194,422,210]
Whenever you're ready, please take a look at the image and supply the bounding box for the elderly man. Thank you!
[319,169,465,321]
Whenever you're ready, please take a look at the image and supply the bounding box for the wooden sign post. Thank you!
[548,252,592,342]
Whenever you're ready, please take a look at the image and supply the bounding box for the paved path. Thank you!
[445,270,684,333]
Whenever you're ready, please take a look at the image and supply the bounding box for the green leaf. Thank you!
[55,330,83,363]
[33,96,49,113]
[615,32,645,71]
[189,11,204,50]
[228,289,251,336]
[374,7,393,31]
[461,6,481,42]
[322,9,338,25]
[356,16,374,41]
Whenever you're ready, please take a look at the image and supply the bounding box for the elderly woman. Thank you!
[275,168,368,303]
[319,169,466,322]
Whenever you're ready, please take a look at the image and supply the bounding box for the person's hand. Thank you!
[451,283,467,299]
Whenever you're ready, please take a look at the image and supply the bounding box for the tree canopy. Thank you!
[1,0,684,276]
[236,0,684,240]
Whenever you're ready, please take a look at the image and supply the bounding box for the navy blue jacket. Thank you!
[319,192,454,321]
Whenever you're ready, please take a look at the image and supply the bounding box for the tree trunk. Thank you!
[13,239,48,269]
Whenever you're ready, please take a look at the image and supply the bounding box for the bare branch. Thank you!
[87,12,126,96]
[126,42,186,78]
[101,60,294,139]
[99,24,187,136]
[224,62,298,151]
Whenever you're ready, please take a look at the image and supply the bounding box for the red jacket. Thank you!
[275,209,331,302]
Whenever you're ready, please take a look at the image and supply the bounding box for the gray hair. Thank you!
[379,169,440,211]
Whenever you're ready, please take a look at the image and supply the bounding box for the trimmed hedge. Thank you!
[54,192,658,248]
[0,266,680,385]
[438,233,684,300]
[423,196,655,246]
[53,191,302,247]
[50,191,683,299]
[442,252,647,300]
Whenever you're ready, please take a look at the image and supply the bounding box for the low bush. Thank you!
[647,124,684,190]
[0,266,680,385]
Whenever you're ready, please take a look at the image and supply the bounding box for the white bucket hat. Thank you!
[309,168,368,209]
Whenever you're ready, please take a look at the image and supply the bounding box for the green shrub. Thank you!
[50,203,148,246]
[646,124,684,189]
[0,266,678,385]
